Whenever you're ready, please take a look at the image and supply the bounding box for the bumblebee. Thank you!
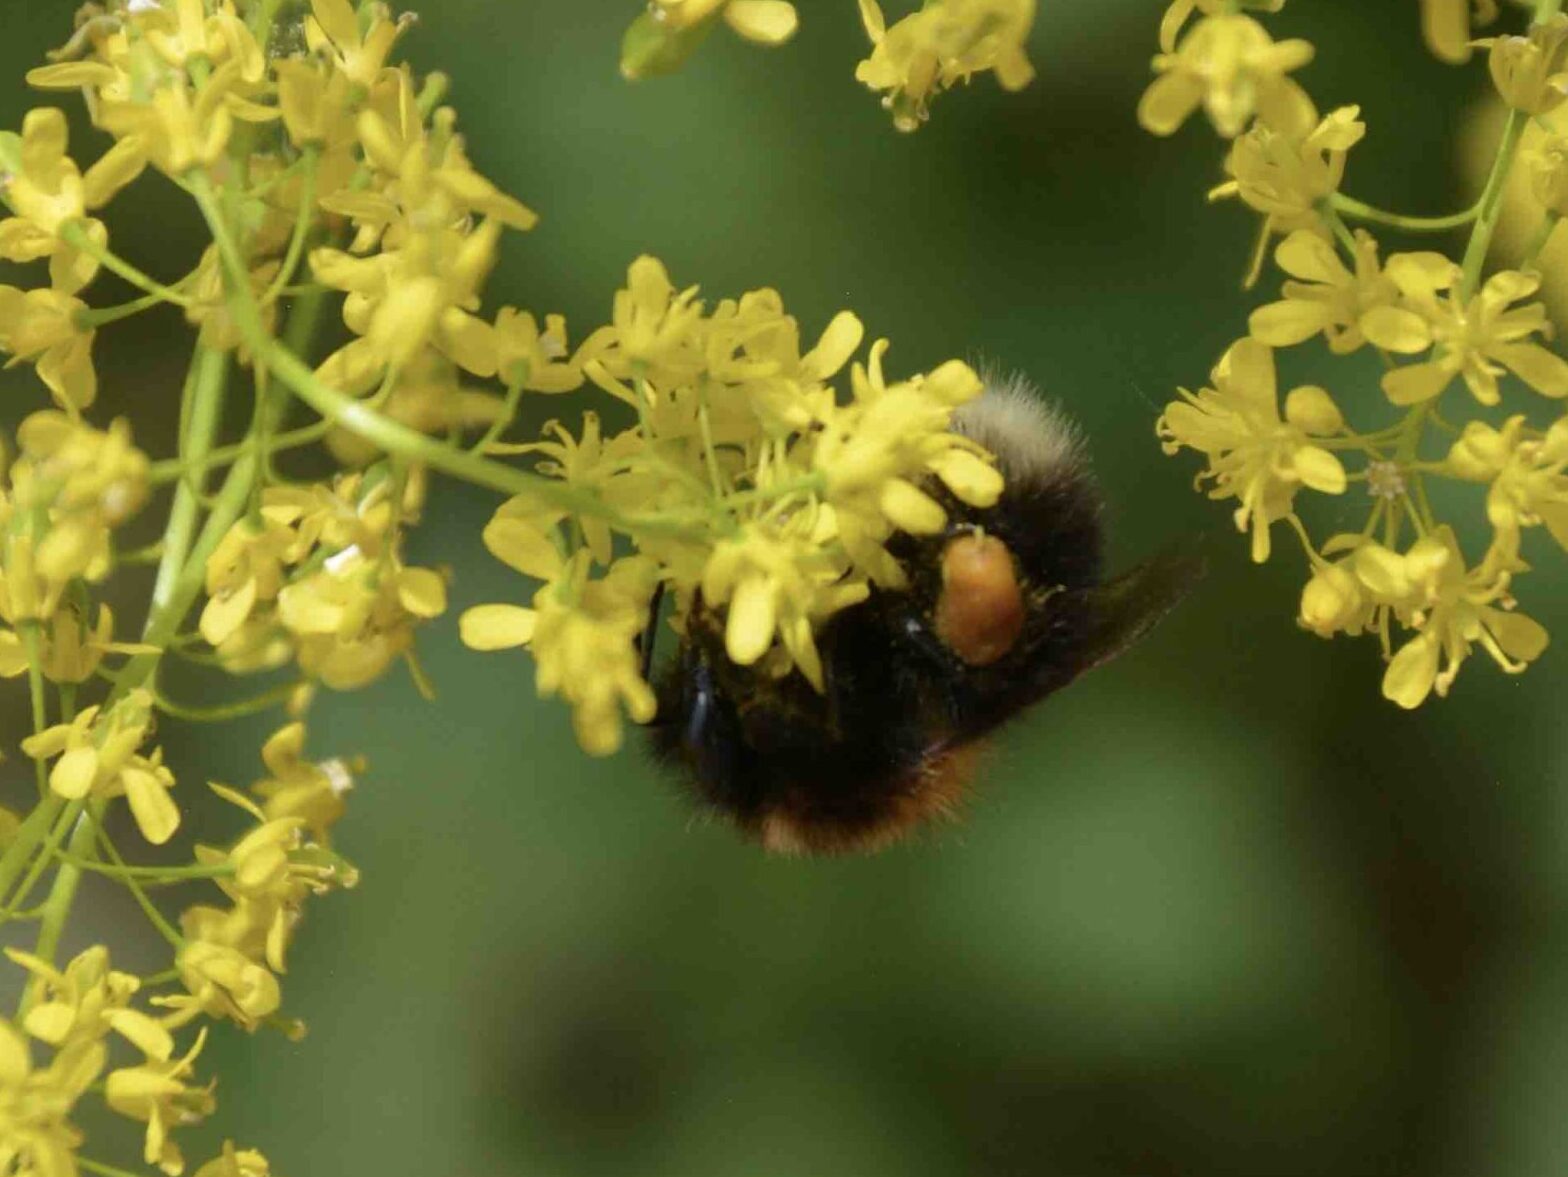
[648,378,1198,854]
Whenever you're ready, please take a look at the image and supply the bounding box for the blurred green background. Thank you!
[4,2,1568,1175]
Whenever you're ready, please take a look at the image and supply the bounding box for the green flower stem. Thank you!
[147,416,336,485]
[19,623,50,798]
[89,815,183,949]
[189,173,706,541]
[74,289,174,329]
[1332,194,1479,232]
[49,853,234,881]
[152,676,303,722]
[152,344,227,627]
[260,146,319,305]
[58,222,195,308]
[18,801,97,1018]
[21,338,248,1002]
[1460,107,1527,298]
[0,799,79,922]
[471,374,528,454]
[0,795,66,909]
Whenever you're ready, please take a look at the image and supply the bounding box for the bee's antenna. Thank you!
[639,582,666,681]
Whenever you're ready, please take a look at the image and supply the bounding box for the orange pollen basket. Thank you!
[933,532,1026,666]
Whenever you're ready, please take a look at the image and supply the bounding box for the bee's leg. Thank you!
[897,613,957,670]
[638,582,665,682]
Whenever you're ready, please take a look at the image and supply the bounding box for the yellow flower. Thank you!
[166,941,281,1033]
[0,286,97,410]
[622,1,799,79]
[97,62,244,179]
[277,550,446,690]
[1446,414,1568,558]
[506,414,647,565]
[1372,526,1548,708]
[13,411,149,524]
[462,554,659,755]
[1362,262,1568,405]
[182,784,347,974]
[1298,551,1372,639]
[200,516,295,647]
[25,604,151,685]
[705,292,863,434]
[143,0,266,82]
[854,0,1036,132]
[193,1143,271,1177]
[1210,105,1364,284]
[5,946,138,1051]
[577,255,707,388]
[810,344,1001,583]
[305,0,410,92]
[104,1017,215,1176]
[1138,12,1314,138]
[20,690,180,844]
[651,0,799,41]
[321,350,505,464]
[494,309,583,393]
[0,1017,103,1177]
[0,107,140,294]
[250,723,353,844]
[1156,338,1346,562]
[1421,0,1498,63]
[1485,14,1568,114]
[1524,131,1568,216]
[3,413,149,599]
[699,524,865,689]
[1248,229,1397,353]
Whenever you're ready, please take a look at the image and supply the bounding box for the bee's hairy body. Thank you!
[650,379,1194,854]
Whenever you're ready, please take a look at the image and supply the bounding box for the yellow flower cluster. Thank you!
[618,0,1034,130]
[201,471,447,689]
[1146,0,1568,708]
[461,256,1000,754]
[0,2,1014,1172]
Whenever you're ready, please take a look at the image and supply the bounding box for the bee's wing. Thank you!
[1071,547,1204,672]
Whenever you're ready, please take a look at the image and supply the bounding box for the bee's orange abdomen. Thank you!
[933,532,1026,666]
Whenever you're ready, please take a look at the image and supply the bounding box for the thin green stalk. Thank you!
[151,345,228,627]
[20,623,50,798]
[0,800,80,922]
[88,815,183,949]
[152,677,302,722]
[18,805,96,1017]
[0,795,66,906]
[1460,108,1528,297]
[1332,194,1479,233]
[148,416,336,484]
[50,853,234,881]
[260,146,319,305]
[74,289,174,329]
[59,222,195,307]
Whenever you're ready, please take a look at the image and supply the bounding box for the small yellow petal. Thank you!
[1383,633,1439,709]
[724,0,799,45]
[51,746,99,799]
[459,604,537,651]
[725,576,776,665]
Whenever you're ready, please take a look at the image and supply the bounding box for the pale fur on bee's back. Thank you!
[950,372,1084,493]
